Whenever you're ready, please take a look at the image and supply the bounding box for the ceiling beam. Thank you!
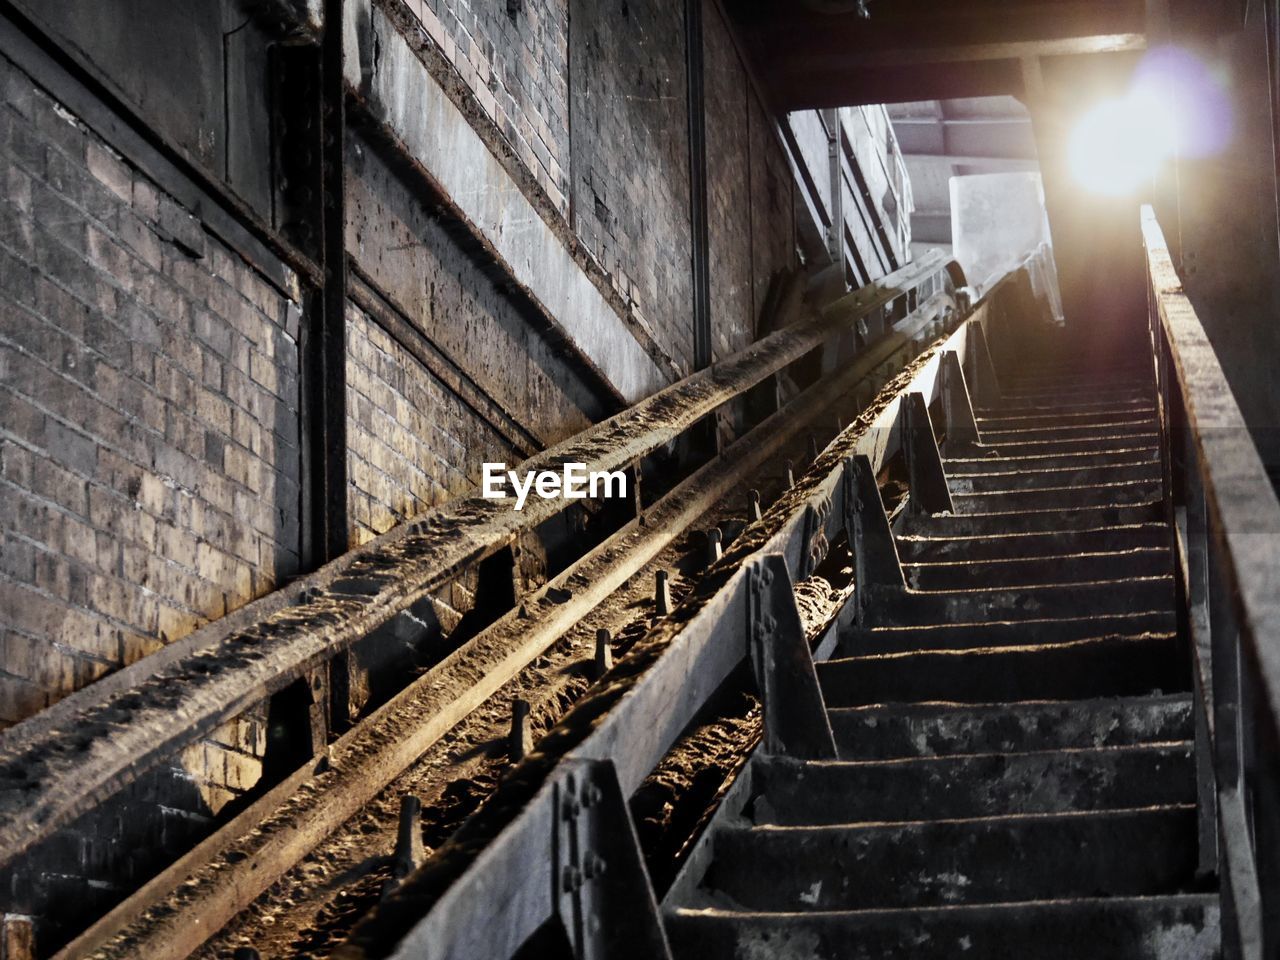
[839,33,1144,68]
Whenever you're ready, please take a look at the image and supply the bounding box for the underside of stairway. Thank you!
[663,336,1219,959]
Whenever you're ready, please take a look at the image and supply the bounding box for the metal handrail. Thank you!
[1142,205,1280,960]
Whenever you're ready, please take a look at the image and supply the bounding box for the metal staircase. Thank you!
[663,345,1219,959]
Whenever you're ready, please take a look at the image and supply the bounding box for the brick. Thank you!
[85,141,132,204]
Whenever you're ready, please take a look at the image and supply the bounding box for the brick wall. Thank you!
[0,49,295,946]
[405,0,572,217]
[570,0,695,374]
[345,301,517,545]
[0,53,303,728]
[704,3,752,363]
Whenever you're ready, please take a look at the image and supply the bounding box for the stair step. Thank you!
[998,385,1152,404]
[904,501,1164,536]
[978,418,1159,443]
[750,743,1194,825]
[818,633,1188,706]
[975,408,1157,431]
[665,895,1220,960]
[976,395,1158,415]
[955,433,1160,457]
[698,806,1197,911]
[827,694,1194,760]
[949,480,1162,513]
[861,576,1175,628]
[945,447,1161,474]
[896,524,1169,562]
[947,461,1161,493]
[903,547,1171,590]
[843,613,1175,655]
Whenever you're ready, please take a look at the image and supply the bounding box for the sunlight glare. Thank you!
[1068,90,1175,197]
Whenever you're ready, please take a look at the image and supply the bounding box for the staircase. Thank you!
[663,349,1221,958]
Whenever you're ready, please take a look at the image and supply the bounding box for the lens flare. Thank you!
[1068,91,1175,197]
[1068,46,1231,196]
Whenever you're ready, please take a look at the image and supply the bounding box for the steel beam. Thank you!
[901,391,954,515]
[749,556,838,761]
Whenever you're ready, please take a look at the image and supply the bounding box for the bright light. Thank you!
[1068,91,1175,197]
[1067,46,1232,197]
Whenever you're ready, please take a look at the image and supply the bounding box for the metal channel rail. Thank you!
[1,251,980,957]
[333,259,1051,959]
[1144,206,1280,960]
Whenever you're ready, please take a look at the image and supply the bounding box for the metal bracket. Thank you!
[843,454,906,625]
[965,322,1002,406]
[799,495,833,580]
[941,350,981,447]
[747,555,838,760]
[901,391,953,515]
[553,759,673,960]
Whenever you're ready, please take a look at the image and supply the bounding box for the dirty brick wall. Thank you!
[702,2,797,363]
[413,0,572,216]
[0,52,303,727]
[0,0,882,947]
[0,1,888,727]
[570,0,696,374]
[345,301,517,545]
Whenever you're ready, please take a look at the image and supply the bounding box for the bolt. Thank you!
[808,434,820,463]
[584,851,608,878]
[655,569,673,616]
[785,460,796,488]
[562,864,583,892]
[747,489,762,523]
[593,628,613,680]
[706,527,723,566]
[510,698,532,763]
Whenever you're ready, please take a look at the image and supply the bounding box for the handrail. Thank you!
[1141,205,1280,959]
[0,252,958,872]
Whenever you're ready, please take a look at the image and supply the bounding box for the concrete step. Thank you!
[975,407,1157,431]
[955,433,1160,458]
[979,418,1159,444]
[698,805,1198,911]
[843,613,1176,655]
[896,524,1169,563]
[752,743,1194,825]
[666,895,1220,960]
[827,694,1194,760]
[945,447,1161,474]
[861,576,1175,628]
[903,547,1172,590]
[818,634,1188,707]
[946,460,1161,493]
[976,395,1158,416]
[949,480,1162,513]
[903,501,1164,536]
